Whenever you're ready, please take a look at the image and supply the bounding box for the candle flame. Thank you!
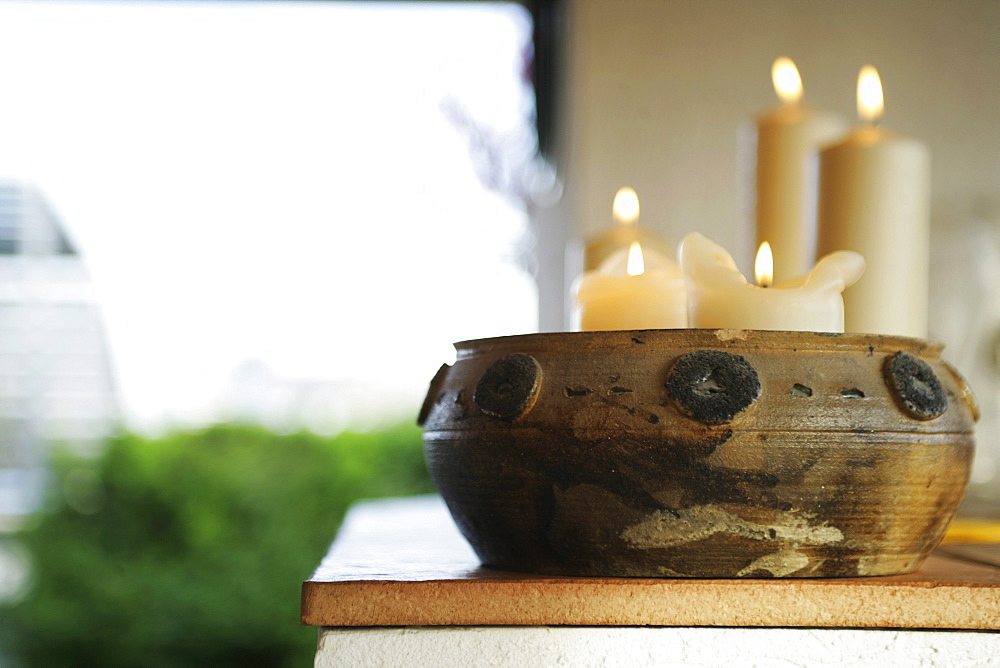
[755,241,773,287]
[772,57,803,104]
[613,187,640,225]
[626,241,645,276]
[857,65,884,123]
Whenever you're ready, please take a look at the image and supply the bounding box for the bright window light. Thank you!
[0,1,538,433]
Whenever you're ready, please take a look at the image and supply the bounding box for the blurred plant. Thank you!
[0,423,433,667]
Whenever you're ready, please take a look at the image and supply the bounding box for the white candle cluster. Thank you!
[574,61,927,337]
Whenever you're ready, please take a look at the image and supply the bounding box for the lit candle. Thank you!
[584,187,674,271]
[574,240,687,331]
[680,233,865,332]
[754,57,846,284]
[816,65,930,338]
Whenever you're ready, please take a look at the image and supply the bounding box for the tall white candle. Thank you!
[575,241,687,331]
[755,57,846,284]
[816,66,930,338]
[680,233,865,333]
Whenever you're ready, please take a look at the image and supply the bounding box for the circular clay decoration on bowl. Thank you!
[883,350,947,420]
[666,349,761,425]
[473,353,542,421]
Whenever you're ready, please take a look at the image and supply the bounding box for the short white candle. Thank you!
[574,241,687,331]
[680,233,865,333]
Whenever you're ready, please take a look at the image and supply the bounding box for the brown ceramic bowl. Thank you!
[419,329,977,578]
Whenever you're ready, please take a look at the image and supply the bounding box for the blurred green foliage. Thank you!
[1,423,433,666]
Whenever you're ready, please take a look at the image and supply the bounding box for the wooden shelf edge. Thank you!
[301,579,1000,630]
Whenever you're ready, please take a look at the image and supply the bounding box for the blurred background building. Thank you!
[0,177,119,520]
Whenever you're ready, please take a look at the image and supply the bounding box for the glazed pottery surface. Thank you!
[419,329,977,578]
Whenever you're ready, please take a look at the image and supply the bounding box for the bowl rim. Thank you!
[454,329,943,358]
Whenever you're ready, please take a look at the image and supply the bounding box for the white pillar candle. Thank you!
[755,57,846,284]
[816,65,930,338]
[574,241,687,331]
[680,233,865,333]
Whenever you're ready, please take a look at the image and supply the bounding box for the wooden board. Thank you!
[301,495,1000,630]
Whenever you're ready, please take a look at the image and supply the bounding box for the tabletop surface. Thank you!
[301,495,1000,630]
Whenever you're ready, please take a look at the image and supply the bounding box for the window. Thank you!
[0,0,538,434]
